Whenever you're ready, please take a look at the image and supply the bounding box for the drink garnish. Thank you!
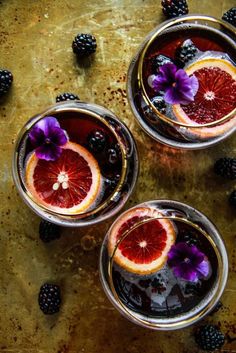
[167,242,209,282]
[25,141,102,214]
[151,63,199,105]
[173,58,236,124]
[29,116,68,161]
[108,207,176,275]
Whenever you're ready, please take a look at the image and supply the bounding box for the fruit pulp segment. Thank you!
[26,142,101,214]
[108,207,176,275]
[181,60,236,124]
[117,217,167,264]
[33,149,93,208]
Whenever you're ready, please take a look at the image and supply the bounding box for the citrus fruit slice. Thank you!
[25,141,102,214]
[173,58,236,139]
[108,207,176,275]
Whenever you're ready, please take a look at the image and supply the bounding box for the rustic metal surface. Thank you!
[0,0,236,352]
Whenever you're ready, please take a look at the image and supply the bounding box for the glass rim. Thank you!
[104,201,227,329]
[12,101,129,219]
[137,14,236,129]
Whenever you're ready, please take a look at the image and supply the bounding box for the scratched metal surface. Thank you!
[0,0,236,352]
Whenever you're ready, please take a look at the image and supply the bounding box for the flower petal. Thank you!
[29,126,45,147]
[35,116,60,137]
[173,263,198,282]
[152,74,169,92]
[159,63,177,81]
[167,242,208,282]
[152,63,177,92]
[151,63,199,105]
[189,75,199,96]
[188,245,205,265]
[164,87,183,105]
[196,260,210,278]
[29,117,68,161]
[35,144,62,161]
[50,127,68,146]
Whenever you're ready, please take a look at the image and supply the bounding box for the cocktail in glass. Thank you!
[127,15,236,149]
[99,200,228,330]
[12,101,139,226]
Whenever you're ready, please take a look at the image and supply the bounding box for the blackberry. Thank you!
[151,277,166,294]
[214,157,236,179]
[175,39,198,66]
[87,130,107,153]
[39,220,61,243]
[229,190,236,208]
[139,279,151,289]
[56,92,80,102]
[38,283,61,315]
[151,96,167,114]
[222,7,236,27]
[195,325,225,351]
[107,148,118,164]
[107,144,121,164]
[151,54,173,73]
[182,231,199,247]
[104,174,120,191]
[161,0,189,19]
[72,33,97,57]
[184,282,201,295]
[0,69,13,97]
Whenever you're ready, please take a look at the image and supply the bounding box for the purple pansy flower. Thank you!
[29,116,68,161]
[152,63,199,105]
[167,242,209,282]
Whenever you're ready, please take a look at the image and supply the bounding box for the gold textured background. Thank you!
[0,0,236,352]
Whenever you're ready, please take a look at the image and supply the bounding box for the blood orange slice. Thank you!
[25,141,101,214]
[173,58,236,139]
[108,207,176,275]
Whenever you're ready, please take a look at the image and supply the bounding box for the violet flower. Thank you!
[167,242,209,282]
[152,63,199,105]
[29,116,68,161]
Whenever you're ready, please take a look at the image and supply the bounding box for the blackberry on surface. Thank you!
[38,283,61,315]
[214,157,236,179]
[151,54,173,73]
[175,39,198,66]
[72,33,97,57]
[39,220,61,243]
[229,190,236,208]
[161,0,189,19]
[151,96,167,115]
[56,92,80,102]
[222,7,236,27]
[87,130,107,153]
[195,325,225,351]
[0,69,13,97]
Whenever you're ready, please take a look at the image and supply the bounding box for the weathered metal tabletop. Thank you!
[0,0,235,352]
